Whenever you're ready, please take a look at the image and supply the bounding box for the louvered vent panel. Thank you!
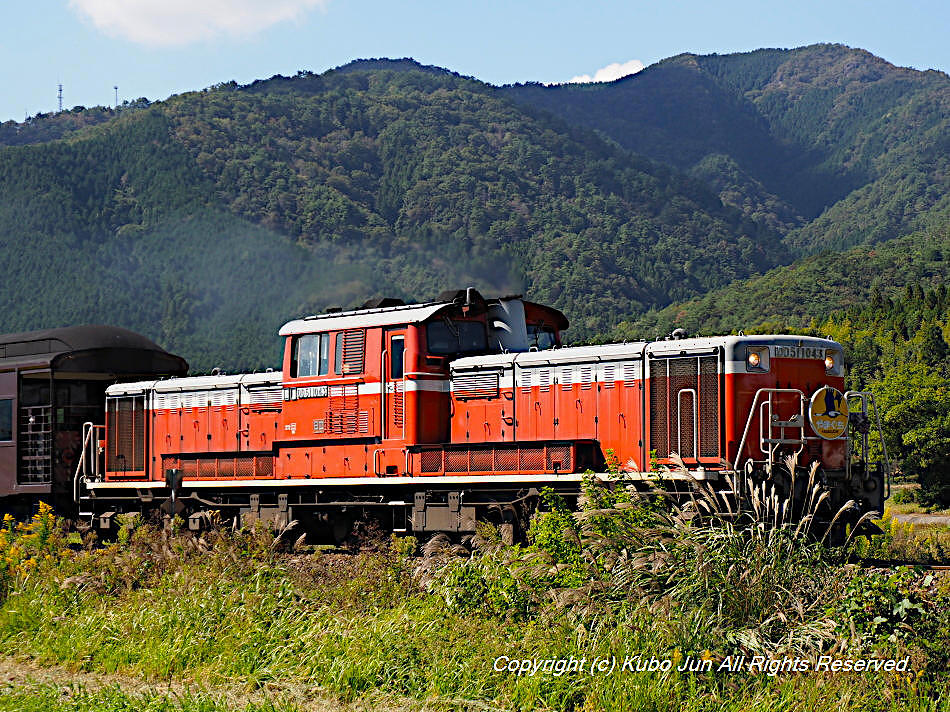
[453,372,500,400]
[392,381,404,429]
[519,369,533,393]
[580,366,594,390]
[538,369,551,392]
[209,390,237,407]
[155,393,178,410]
[245,386,282,405]
[560,367,573,391]
[623,362,638,387]
[602,365,615,389]
[341,330,365,374]
[327,384,359,434]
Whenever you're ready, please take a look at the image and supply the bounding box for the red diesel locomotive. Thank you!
[76,289,888,537]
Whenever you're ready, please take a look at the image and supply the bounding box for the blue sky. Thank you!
[2,0,948,123]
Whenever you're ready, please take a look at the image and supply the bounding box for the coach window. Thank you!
[291,334,330,377]
[0,399,11,442]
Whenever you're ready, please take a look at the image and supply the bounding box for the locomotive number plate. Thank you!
[284,386,329,401]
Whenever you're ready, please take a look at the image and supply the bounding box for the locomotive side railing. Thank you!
[735,388,807,473]
[845,390,892,499]
[73,421,105,503]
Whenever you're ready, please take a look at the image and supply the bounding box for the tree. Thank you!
[872,363,950,505]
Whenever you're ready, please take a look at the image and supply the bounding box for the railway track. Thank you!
[857,559,950,571]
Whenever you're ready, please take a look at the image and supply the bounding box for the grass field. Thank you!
[0,484,948,711]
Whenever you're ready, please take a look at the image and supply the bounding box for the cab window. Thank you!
[291,334,329,377]
[527,324,557,350]
[426,320,487,356]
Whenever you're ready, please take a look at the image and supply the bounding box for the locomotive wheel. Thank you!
[331,514,353,545]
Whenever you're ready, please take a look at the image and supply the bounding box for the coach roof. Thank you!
[0,325,188,374]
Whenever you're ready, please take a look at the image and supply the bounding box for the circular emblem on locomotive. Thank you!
[808,386,849,440]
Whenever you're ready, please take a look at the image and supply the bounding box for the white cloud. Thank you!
[69,0,328,46]
[567,59,645,84]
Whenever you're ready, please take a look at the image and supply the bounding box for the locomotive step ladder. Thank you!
[736,388,809,476]
[73,421,105,508]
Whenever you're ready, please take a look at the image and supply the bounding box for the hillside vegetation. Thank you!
[0,43,947,381]
[506,44,950,253]
[0,64,786,368]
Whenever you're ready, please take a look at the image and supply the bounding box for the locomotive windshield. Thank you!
[426,319,487,356]
[527,324,557,350]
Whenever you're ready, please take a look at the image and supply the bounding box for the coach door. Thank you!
[647,352,721,465]
[383,329,406,441]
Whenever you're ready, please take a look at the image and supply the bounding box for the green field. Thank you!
[0,477,948,711]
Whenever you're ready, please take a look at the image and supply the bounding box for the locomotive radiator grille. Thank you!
[649,355,720,461]
[699,357,720,458]
[107,396,146,475]
[453,372,500,400]
[326,384,360,434]
[163,455,274,479]
[670,358,696,459]
[650,365,669,458]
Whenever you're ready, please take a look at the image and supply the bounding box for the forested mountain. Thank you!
[505,44,950,253]
[0,61,784,368]
[618,212,950,340]
[0,44,947,377]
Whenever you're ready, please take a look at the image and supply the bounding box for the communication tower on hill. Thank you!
[58,84,63,112]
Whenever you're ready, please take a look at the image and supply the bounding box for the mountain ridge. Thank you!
[0,43,945,372]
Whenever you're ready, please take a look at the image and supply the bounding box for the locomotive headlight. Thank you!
[745,346,768,372]
[824,350,842,375]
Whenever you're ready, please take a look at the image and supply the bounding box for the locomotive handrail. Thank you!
[735,388,805,474]
[676,388,698,459]
[758,396,807,461]
[845,390,892,499]
[380,348,387,438]
[73,421,103,503]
